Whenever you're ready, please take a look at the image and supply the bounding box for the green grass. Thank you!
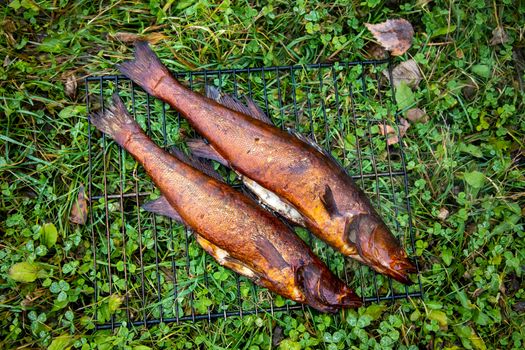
[1,0,524,349]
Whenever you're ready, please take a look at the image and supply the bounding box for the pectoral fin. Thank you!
[320,185,339,218]
[142,196,184,223]
[253,236,289,270]
[186,139,229,166]
[169,145,224,182]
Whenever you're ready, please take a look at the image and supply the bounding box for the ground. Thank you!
[1,1,524,349]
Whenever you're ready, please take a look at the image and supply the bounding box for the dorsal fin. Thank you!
[142,196,184,223]
[205,86,273,125]
[286,127,327,156]
[286,127,353,178]
[244,96,272,124]
[169,146,224,182]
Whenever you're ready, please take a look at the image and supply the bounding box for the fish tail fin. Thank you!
[117,41,172,97]
[89,93,141,145]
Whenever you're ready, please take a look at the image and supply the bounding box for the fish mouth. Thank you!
[296,263,362,312]
[382,258,417,285]
[333,286,363,309]
[353,219,417,285]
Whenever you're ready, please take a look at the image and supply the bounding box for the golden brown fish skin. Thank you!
[89,94,362,312]
[118,42,416,284]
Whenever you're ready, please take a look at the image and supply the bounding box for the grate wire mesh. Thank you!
[85,58,423,330]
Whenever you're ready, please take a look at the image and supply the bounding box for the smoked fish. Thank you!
[90,93,362,312]
[118,42,416,284]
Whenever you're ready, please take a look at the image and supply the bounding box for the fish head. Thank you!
[296,262,362,312]
[348,214,416,284]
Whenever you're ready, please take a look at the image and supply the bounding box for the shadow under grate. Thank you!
[85,59,423,330]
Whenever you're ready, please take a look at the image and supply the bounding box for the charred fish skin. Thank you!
[118,42,416,284]
[89,93,362,312]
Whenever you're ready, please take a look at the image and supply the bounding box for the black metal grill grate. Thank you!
[85,58,422,330]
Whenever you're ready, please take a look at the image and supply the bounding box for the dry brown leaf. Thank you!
[472,287,485,298]
[65,74,77,99]
[380,118,410,145]
[70,184,88,225]
[490,27,508,46]
[365,19,414,56]
[437,207,449,220]
[378,124,396,135]
[110,32,140,42]
[386,135,399,145]
[399,117,410,133]
[385,59,422,88]
[364,42,388,60]
[462,83,477,101]
[406,108,428,123]
[144,32,168,44]
[109,32,167,44]
[513,301,525,313]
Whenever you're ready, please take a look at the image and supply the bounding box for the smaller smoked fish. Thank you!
[90,94,362,312]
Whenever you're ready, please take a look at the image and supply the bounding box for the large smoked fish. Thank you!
[90,94,362,312]
[119,42,416,284]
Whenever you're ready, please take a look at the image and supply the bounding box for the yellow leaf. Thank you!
[48,334,73,350]
[9,262,44,282]
[428,310,448,328]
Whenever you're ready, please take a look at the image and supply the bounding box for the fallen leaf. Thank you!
[462,83,477,101]
[110,32,140,42]
[365,19,414,56]
[9,262,47,282]
[490,27,508,45]
[364,42,388,60]
[3,55,11,67]
[378,124,396,135]
[144,32,168,44]
[364,304,387,320]
[385,59,422,88]
[48,334,74,350]
[513,301,525,313]
[454,325,486,350]
[109,32,167,44]
[399,117,410,133]
[472,288,484,298]
[386,135,399,145]
[64,74,77,99]
[428,309,448,329]
[437,207,449,220]
[70,184,88,225]
[380,118,409,145]
[406,108,428,123]
[272,325,284,347]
